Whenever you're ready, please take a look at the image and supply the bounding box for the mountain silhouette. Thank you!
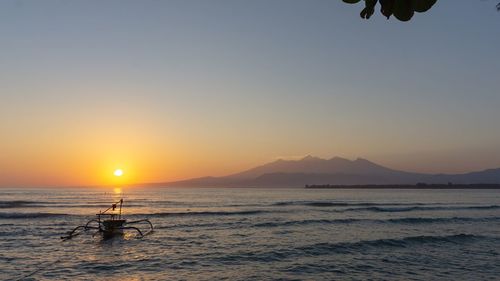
[226,156,401,179]
[158,156,500,187]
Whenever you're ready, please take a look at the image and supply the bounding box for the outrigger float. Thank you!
[61,199,153,240]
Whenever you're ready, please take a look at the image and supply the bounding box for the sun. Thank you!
[114,169,123,177]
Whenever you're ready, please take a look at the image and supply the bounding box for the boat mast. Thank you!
[119,199,123,219]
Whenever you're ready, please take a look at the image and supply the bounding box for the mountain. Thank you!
[226,156,400,179]
[159,156,500,187]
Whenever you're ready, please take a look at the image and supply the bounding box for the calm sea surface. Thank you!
[1,187,499,280]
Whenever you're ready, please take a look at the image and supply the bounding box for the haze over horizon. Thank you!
[1,0,500,187]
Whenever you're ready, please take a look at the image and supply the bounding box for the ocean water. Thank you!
[1,187,499,280]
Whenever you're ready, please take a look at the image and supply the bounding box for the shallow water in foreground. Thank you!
[1,187,499,280]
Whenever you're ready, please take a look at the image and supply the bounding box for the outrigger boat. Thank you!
[61,199,153,240]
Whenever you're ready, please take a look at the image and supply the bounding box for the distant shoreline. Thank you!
[305,184,500,189]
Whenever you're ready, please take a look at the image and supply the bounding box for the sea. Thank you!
[0,187,499,280]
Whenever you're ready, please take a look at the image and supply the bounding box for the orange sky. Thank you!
[1,89,500,187]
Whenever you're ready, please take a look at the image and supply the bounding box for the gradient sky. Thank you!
[1,0,500,187]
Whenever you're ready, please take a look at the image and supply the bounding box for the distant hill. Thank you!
[157,156,500,187]
[226,156,402,179]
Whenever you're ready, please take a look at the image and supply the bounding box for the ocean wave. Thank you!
[136,210,269,218]
[0,209,269,220]
[0,200,49,209]
[272,201,438,207]
[0,212,69,219]
[156,221,247,230]
[387,217,500,224]
[252,216,500,228]
[216,234,492,263]
[0,200,148,209]
[341,205,500,213]
[254,218,359,227]
[297,234,489,255]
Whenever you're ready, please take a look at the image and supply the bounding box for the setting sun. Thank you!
[114,169,123,177]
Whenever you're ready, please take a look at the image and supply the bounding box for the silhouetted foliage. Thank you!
[343,0,500,21]
[342,0,438,21]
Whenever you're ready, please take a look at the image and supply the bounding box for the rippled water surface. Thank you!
[1,187,499,280]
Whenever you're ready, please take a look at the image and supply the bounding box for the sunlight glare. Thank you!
[114,169,123,177]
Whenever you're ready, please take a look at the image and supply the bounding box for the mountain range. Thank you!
[156,156,500,187]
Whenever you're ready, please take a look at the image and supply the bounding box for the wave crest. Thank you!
[0,212,68,219]
[0,200,47,209]
[138,210,269,218]
[252,216,500,228]
[342,205,500,213]
[273,201,433,207]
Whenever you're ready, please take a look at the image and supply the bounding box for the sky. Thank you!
[1,0,500,187]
